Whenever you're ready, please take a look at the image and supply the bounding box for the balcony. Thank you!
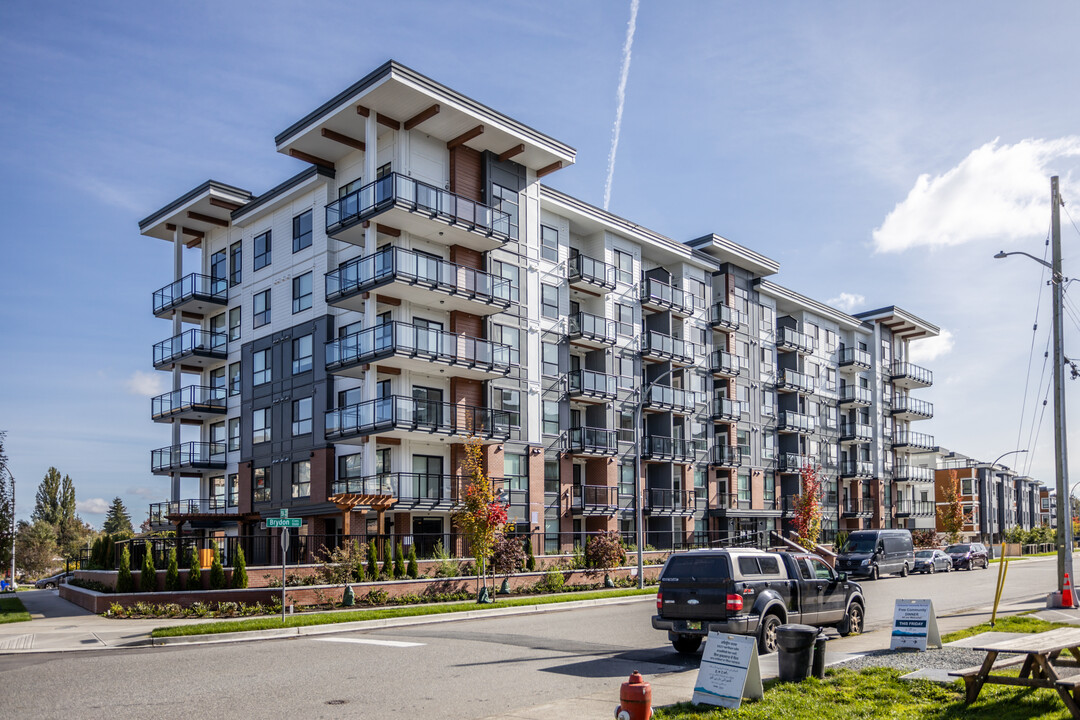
[564,427,619,456]
[325,397,511,444]
[712,493,781,514]
[325,322,512,381]
[891,361,933,389]
[151,442,226,475]
[152,273,228,319]
[838,347,872,371]
[711,398,742,422]
[567,253,616,292]
[840,498,874,518]
[643,384,697,414]
[149,498,240,525]
[776,368,815,394]
[324,246,512,316]
[776,327,815,354]
[893,430,936,453]
[895,500,935,517]
[840,421,873,444]
[151,386,227,423]
[709,302,741,331]
[640,278,695,317]
[641,331,695,365]
[839,385,872,407]
[644,488,696,516]
[642,436,706,463]
[711,444,742,467]
[777,410,816,434]
[567,311,617,348]
[709,350,741,378]
[569,485,619,515]
[894,464,935,483]
[892,396,934,421]
[324,172,512,251]
[840,460,875,479]
[566,369,618,403]
[777,453,814,473]
[332,473,469,510]
[153,329,227,371]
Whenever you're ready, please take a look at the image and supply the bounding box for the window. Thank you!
[764,472,775,502]
[292,461,311,498]
[544,460,560,493]
[253,349,271,385]
[490,184,518,238]
[614,249,633,285]
[617,355,634,388]
[543,400,560,435]
[541,283,559,319]
[229,361,241,396]
[292,209,312,252]
[616,304,634,336]
[540,224,558,262]
[252,408,271,444]
[229,307,241,341]
[737,470,750,501]
[962,479,974,496]
[292,272,312,313]
[210,366,226,392]
[210,420,225,447]
[228,473,238,507]
[254,230,271,271]
[210,250,226,281]
[492,260,519,303]
[542,341,559,376]
[253,467,270,503]
[619,412,634,443]
[736,429,750,459]
[292,397,312,436]
[695,469,706,489]
[685,278,706,304]
[505,453,527,491]
[229,242,242,286]
[228,417,240,452]
[210,312,226,336]
[493,324,520,365]
[761,390,775,417]
[762,433,774,460]
[253,289,271,327]
[620,462,635,496]
[493,388,520,428]
[292,334,312,374]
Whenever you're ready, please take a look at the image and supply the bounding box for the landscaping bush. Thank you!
[524,536,536,572]
[316,541,364,585]
[536,567,565,593]
[381,541,393,579]
[394,542,406,579]
[366,541,380,582]
[584,531,624,572]
[231,546,248,589]
[492,534,525,576]
[187,546,201,590]
[69,578,111,593]
[116,546,134,593]
[406,544,419,579]
[164,548,180,592]
[432,541,459,578]
[209,541,226,590]
[140,547,157,593]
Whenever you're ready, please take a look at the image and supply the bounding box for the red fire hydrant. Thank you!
[615,671,652,720]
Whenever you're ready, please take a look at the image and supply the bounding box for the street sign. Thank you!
[280,528,290,553]
[279,509,288,518]
[267,518,302,528]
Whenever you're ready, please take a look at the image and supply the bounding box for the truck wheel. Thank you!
[672,635,702,655]
[45,582,55,590]
[900,564,909,578]
[838,602,864,637]
[870,565,879,581]
[929,564,935,574]
[758,613,781,655]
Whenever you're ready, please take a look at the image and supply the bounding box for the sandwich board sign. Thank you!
[890,598,941,650]
[691,631,763,709]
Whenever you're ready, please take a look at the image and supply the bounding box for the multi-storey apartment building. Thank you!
[1040,488,1058,528]
[930,448,1042,543]
[138,61,941,558]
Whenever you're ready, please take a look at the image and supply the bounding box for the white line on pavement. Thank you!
[313,637,425,648]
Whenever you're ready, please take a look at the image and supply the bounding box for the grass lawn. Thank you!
[991,551,1058,563]
[0,595,31,624]
[152,586,656,638]
[940,615,1071,643]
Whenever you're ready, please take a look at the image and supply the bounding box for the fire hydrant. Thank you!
[615,671,652,720]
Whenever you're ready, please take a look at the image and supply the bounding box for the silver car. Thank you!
[912,549,951,574]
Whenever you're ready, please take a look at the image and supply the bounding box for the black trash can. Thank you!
[811,630,828,679]
[776,624,817,682]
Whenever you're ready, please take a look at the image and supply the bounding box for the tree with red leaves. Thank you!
[792,463,824,551]
[454,438,509,601]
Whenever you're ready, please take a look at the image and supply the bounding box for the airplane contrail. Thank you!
[603,0,639,211]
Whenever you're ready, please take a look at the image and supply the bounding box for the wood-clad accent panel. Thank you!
[449,145,483,202]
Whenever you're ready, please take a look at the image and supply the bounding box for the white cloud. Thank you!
[909,328,954,363]
[77,498,110,515]
[873,137,1080,253]
[125,371,165,398]
[826,292,865,313]
[127,486,164,499]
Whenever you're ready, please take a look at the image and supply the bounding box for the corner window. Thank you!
[292,397,312,436]
[292,461,311,498]
[253,289,271,327]
[253,230,272,271]
[253,467,270,503]
[292,334,313,374]
[252,407,271,444]
[540,224,559,262]
[541,283,559,319]
[292,272,312,313]
[210,250,226,282]
[292,209,312,252]
[253,349,271,385]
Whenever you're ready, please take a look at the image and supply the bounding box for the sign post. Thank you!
[890,599,941,650]
[266,509,302,623]
[692,632,763,709]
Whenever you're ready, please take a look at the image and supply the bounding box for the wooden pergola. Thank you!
[327,493,398,537]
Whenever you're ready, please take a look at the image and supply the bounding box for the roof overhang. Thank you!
[139,180,252,241]
[755,279,865,331]
[232,165,335,227]
[854,305,940,341]
[274,60,576,175]
[685,234,779,278]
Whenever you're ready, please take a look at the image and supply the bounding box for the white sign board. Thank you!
[890,598,941,651]
[691,632,763,709]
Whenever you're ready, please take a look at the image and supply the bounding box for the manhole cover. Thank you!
[325,700,347,706]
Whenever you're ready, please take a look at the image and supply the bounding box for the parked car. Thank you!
[651,548,866,655]
[34,571,72,589]
[835,529,915,580]
[946,542,990,570]
[913,549,952,574]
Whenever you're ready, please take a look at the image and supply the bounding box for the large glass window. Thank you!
[210,312,226,336]
[292,334,313,374]
[542,400,560,435]
[210,250,226,281]
[292,397,312,436]
[209,421,225,446]
[253,408,271,444]
[228,417,240,452]
[505,453,527,491]
[494,387,520,428]
[229,361,241,396]
[492,260,519,303]
[616,303,634,336]
[542,341,559,376]
[620,462,635,495]
[490,184,519,239]
[540,224,558,262]
[292,272,312,313]
[619,412,634,443]
[228,473,238,507]
[544,460,560,493]
[253,349,271,385]
[292,209,312,252]
[210,366,226,392]
[229,242,242,286]
[229,307,241,341]
[253,467,270,503]
[493,324,520,365]
[541,283,559,319]
[253,230,272,271]
[292,460,311,498]
[253,289,271,327]
[737,470,750,501]
[614,249,633,285]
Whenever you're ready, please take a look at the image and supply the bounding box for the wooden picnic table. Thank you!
[952,627,1080,717]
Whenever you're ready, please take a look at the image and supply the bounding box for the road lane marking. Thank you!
[313,637,425,648]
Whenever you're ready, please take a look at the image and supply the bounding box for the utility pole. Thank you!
[1051,176,1073,599]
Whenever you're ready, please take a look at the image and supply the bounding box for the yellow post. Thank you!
[991,542,1008,626]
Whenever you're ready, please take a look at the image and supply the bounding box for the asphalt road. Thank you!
[0,556,1059,720]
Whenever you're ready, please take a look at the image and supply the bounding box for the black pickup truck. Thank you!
[651,548,866,655]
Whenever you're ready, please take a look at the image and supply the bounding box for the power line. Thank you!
[1013,222,1053,457]
[1024,363,1056,478]
[1021,329,1054,477]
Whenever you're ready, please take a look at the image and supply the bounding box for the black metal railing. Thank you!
[566,369,618,399]
[567,311,616,345]
[332,473,479,505]
[152,273,227,316]
[640,277,695,314]
[893,396,934,418]
[893,430,936,449]
[151,385,227,419]
[838,347,871,368]
[709,350,740,376]
[565,427,619,455]
[642,331,694,363]
[149,498,232,524]
[841,498,874,516]
[895,500,935,516]
[325,322,512,374]
[642,436,706,461]
[150,442,226,472]
[568,253,616,290]
[890,361,933,386]
[325,172,513,240]
[569,485,619,512]
[153,329,227,367]
[777,453,814,473]
[325,246,512,308]
[645,488,697,512]
[714,493,781,512]
[776,326,815,353]
[712,445,742,466]
[778,410,816,433]
[840,421,873,442]
[644,384,696,412]
[325,397,512,440]
[711,398,742,421]
[839,385,873,405]
[840,460,875,478]
[894,465,934,483]
[776,368,815,393]
[709,302,740,330]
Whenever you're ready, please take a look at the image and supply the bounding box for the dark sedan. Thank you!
[913,549,952,574]
[946,542,990,570]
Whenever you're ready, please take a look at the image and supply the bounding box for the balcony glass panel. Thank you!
[839,386,873,404]
[640,277,694,314]
[568,312,616,344]
[644,384,695,411]
[709,302,740,329]
[840,460,875,477]
[568,253,616,289]
[646,488,696,511]
[776,369,815,393]
[709,350,740,376]
[566,369,617,398]
[151,386,227,418]
[565,427,618,454]
[325,322,511,373]
[151,442,226,472]
[777,326,815,352]
[891,361,934,385]
[838,347,872,367]
[153,330,227,367]
[893,396,934,417]
[571,485,618,510]
[893,430,936,448]
[642,331,694,362]
[152,273,228,315]
[325,396,511,439]
[778,410,816,432]
[711,398,743,420]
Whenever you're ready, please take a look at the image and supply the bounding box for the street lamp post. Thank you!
[6,472,12,589]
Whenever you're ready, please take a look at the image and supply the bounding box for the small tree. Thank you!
[524,535,536,572]
[231,546,248,589]
[116,545,134,593]
[381,540,393,579]
[393,542,406,579]
[187,546,202,590]
[938,469,966,544]
[102,497,134,535]
[164,547,180,591]
[585,530,625,586]
[140,545,157,592]
[792,464,824,551]
[366,540,380,581]
[453,437,509,601]
[492,533,526,593]
[209,541,226,590]
[406,544,419,579]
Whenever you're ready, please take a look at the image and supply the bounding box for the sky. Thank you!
[1,1,1078,528]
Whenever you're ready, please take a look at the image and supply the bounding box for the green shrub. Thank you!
[366,541,380,582]
[394,542,406,579]
[537,567,565,594]
[139,547,157,593]
[209,541,226,590]
[570,543,586,570]
[88,536,102,570]
[381,541,393,579]
[164,548,180,591]
[104,535,116,570]
[406,544,418,579]
[524,536,536,571]
[231,546,248,589]
[187,547,201,590]
[584,531,624,571]
[432,541,458,578]
[116,546,134,593]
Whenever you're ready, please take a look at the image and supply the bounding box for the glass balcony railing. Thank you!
[776,326,815,353]
[570,485,619,512]
[838,347,872,368]
[564,427,619,455]
[709,302,740,330]
[325,322,512,374]
[567,253,616,290]
[149,498,231,523]
[840,498,874,516]
[893,430,936,449]
[640,277,695,315]
[839,385,873,405]
[151,386,227,419]
[777,453,814,473]
[891,361,934,387]
[840,460,875,478]
[778,410,816,433]
[840,421,873,442]
[151,442,226,473]
[325,397,511,440]
[566,369,618,400]
[644,384,696,412]
[325,246,512,308]
[895,500,935,517]
[893,396,934,418]
[153,329,227,368]
[325,172,512,240]
[711,445,742,467]
[711,398,743,421]
[776,368,815,393]
[567,311,616,345]
[642,331,694,363]
[709,350,740,376]
[332,473,471,505]
[642,436,706,461]
[894,465,935,483]
[645,488,696,513]
[152,273,228,316]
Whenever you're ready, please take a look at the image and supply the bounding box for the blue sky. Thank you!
[1,1,1078,527]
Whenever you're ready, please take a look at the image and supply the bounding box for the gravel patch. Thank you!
[835,646,1002,673]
